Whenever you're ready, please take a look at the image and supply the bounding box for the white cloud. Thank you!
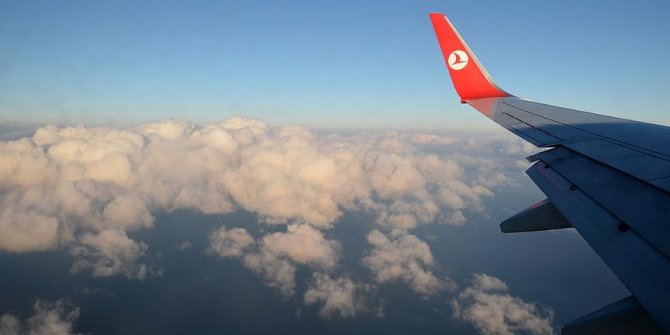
[260,225,339,269]
[207,226,254,258]
[101,194,153,230]
[177,240,192,250]
[451,274,554,335]
[0,208,61,252]
[0,299,81,335]
[208,224,341,297]
[243,249,297,297]
[304,273,370,318]
[70,229,149,279]
[0,118,512,280]
[139,119,193,140]
[408,133,459,145]
[362,230,445,296]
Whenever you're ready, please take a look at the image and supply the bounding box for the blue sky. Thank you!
[1,0,669,129]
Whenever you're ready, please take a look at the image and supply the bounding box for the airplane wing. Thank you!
[429,13,670,334]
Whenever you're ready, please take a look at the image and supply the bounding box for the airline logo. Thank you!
[447,50,468,70]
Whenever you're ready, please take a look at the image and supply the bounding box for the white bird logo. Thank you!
[447,50,469,70]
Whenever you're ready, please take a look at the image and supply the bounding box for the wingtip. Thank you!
[429,12,511,101]
[428,13,448,22]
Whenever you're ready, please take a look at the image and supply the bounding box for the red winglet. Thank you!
[429,13,511,102]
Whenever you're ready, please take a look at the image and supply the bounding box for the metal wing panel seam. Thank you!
[502,101,670,161]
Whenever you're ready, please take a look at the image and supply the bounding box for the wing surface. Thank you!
[430,13,670,334]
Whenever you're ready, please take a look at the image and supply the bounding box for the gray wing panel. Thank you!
[565,140,670,183]
[482,99,563,146]
[469,97,670,193]
[526,150,670,332]
[501,98,670,159]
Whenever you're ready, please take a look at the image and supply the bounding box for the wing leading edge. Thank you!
[429,13,670,334]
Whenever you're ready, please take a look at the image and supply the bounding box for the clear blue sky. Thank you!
[1,0,669,129]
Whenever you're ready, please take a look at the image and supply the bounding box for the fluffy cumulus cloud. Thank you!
[304,273,370,318]
[207,226,254,257]
[0,117,515,281]
[362,230,445,296]
[260,224,339,268]
[451,274,554,335]
[0,299,81,335]
[70,229,150,279]
[208,224,340,297]
[243,250,298,298]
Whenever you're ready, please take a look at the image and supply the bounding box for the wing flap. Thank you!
[533,147,670,259]
[526,156,670,331]
[500,199,572,233]
[561,295,663,335]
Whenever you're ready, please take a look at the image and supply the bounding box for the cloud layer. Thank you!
[0,118,540,322]
[0,118,512,276]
